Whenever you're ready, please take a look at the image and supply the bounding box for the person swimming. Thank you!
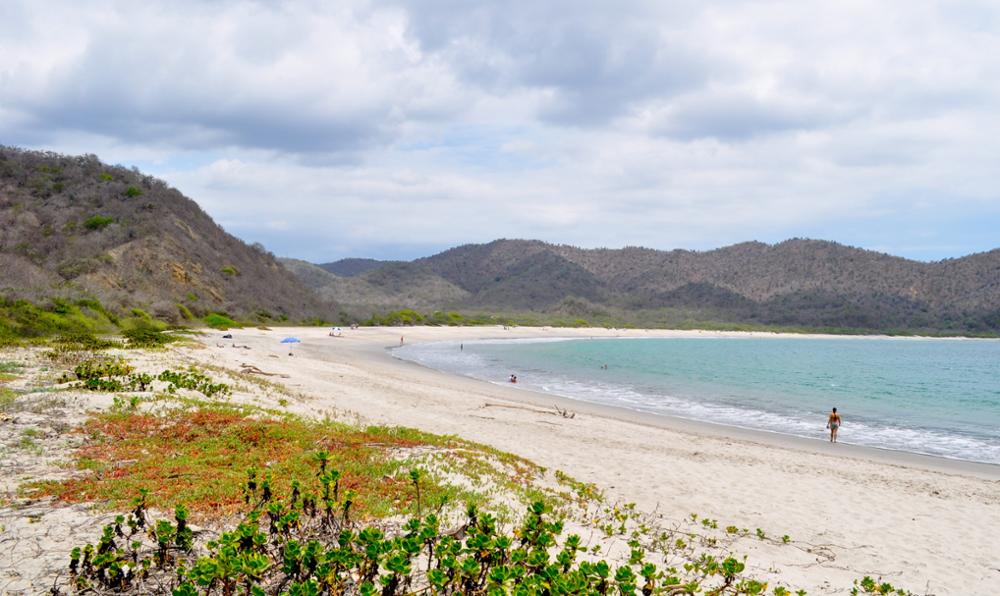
[827,407,842,443]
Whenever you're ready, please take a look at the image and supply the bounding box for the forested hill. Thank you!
[297,239,1000,333]
[0,147,323,322]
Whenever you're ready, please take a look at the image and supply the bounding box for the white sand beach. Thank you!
[186,325,1000,595]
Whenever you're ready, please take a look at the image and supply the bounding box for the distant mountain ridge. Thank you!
[0,147,323,322]
[318,258,400,277]
[291,239,1000,333]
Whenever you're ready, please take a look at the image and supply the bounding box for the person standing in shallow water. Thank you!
[827,407,842,443]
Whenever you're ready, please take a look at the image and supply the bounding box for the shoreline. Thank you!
[386,332,1000,479]
[184,325,1000,594]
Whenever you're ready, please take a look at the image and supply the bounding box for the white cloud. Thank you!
[2,0,1000,260]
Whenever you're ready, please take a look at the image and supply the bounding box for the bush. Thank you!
[220,265,238,277]
[0,297,113,339]
[54,332,122,351]
[204,313,239,330]
[72,356,135,391]
[83,215,114,230]
[70,358,229,397]
[124,186,143,197]
[177,304,194,321]
[366,309,426,326]
[123,326,173,349]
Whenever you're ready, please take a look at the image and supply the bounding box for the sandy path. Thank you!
[189,326,1000,595]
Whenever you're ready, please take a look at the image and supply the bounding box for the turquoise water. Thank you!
[395,337,1000,464]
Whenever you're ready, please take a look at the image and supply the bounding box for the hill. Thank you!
[292,239,1000,333]
[0,147,324,323]
[318,257,400,277]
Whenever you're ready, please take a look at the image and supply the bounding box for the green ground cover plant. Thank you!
[33,408,462,518]
[66,356,231,398]
[0,360,22,382]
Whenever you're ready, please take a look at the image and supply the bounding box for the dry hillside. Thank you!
[300,239,1000,332]
[0,147,325,322]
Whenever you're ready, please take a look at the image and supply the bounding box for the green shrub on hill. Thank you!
[83,215,115,230]
[0,297,117,341]
[124,185,143,197]
[365,309,426,326]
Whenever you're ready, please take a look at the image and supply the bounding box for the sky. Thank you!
[2,0,999,263]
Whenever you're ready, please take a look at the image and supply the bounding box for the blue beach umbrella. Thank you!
[281,336,301,354]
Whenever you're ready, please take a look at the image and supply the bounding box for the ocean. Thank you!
[394,336,1000,464]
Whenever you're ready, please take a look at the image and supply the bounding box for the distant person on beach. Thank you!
[509,374,517,383]
[400,336,404,346]
[827,407,842,443]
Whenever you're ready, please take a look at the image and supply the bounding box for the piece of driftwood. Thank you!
[239,363,291,378]
[553,404,576,419]
[480,402,576,419]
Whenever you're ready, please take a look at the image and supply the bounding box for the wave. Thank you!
[394,340,1000,465]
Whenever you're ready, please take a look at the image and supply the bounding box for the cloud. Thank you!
[1,1,464,157]
[647,92,851,141]
[2,0,1000,261]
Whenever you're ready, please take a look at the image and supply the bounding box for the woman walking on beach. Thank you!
[827,407,842,443]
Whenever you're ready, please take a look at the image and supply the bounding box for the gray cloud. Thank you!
[397,1,715,125]
[652,93,852,141]
[2,0,1000,260]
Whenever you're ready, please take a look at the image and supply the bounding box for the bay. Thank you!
[396,336,1000,464]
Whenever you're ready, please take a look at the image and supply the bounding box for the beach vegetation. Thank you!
[124,185,143,197]
[58,442,801,595]
[177,303,194,320]
[852,576,909,595]
[204,312,239,330]
[0,386,16,410]
[0,360,22,376]
[0,297,119,342]
[122,326,173,348]
[221,265,239,276]
[66,356,230,398]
